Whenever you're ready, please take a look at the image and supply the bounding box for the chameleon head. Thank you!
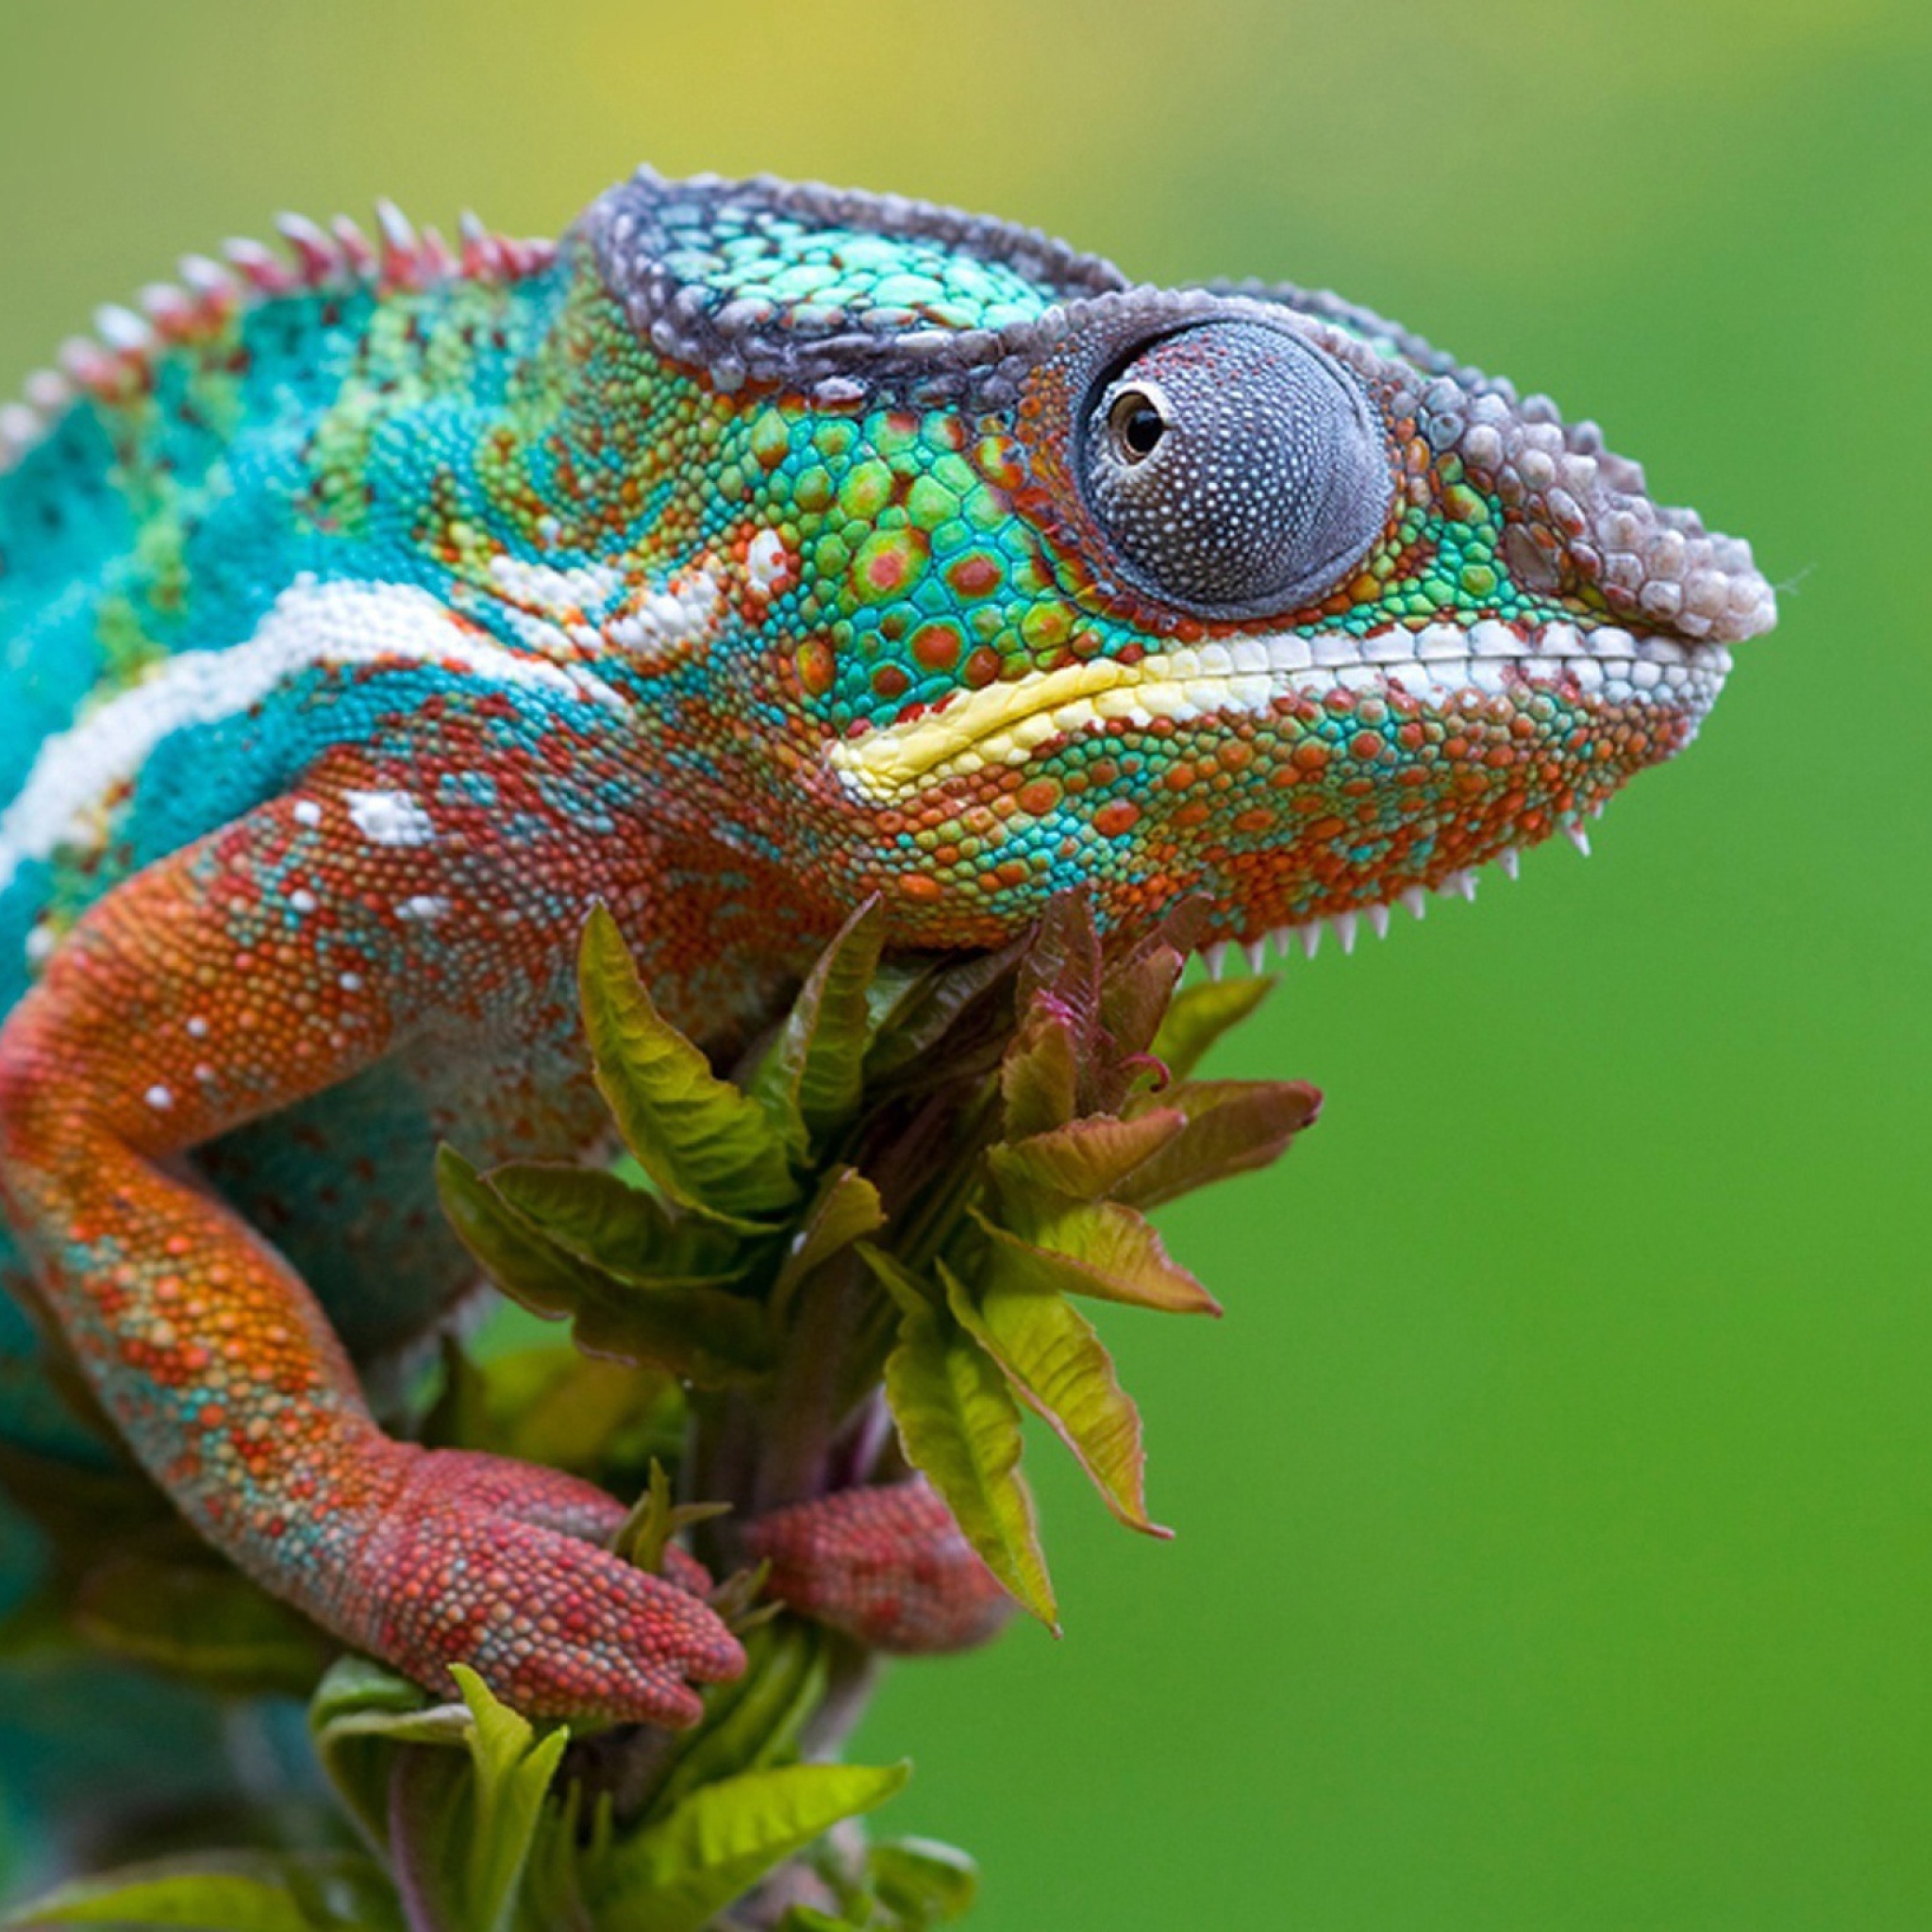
[589,172,1777,955]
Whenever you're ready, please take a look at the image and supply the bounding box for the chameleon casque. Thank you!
[0,166,1774,1825]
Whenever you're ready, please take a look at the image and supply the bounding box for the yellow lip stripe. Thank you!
[828,656,1141,803]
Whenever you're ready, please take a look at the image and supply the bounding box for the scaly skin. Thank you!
[0,168,1774,1726]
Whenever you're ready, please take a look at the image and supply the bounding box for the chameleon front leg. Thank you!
[0,771,742,1724]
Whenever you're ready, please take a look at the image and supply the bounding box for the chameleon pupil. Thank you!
[1110,391,1165,461]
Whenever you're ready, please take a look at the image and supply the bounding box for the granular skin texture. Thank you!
[0,168,1774,1724]
[746,1479,1014,1655]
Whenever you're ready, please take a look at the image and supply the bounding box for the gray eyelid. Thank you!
[1074,317,1391,620]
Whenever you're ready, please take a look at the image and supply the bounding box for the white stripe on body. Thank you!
[0,575,625,896]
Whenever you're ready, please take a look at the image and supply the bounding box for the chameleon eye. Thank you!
[1107,388,1168,462]
[1079,320,1391,616]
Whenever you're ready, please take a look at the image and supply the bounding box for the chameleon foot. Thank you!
[350,1447,744,1724]
[745,1477,1013,1654]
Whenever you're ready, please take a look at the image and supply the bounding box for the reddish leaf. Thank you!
[1118,1078,1322,1209]
[973,1207,1220,1317]
[943,1265,1168,1539]
[1149,974,1276,1082]
[987,1108,1185,1204]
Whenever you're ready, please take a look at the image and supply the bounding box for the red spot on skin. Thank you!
[1095,800,1141,838]
[899,874,943,903]
[872,664,910,700]
[796,637,836,697]
[911,624,961,672]
[1017,779,1060,817]
[963,647,1002,689]
[946,555,1001,598]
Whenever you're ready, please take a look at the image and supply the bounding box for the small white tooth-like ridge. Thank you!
[844,618,1735,804]
[1195,802,1592,982]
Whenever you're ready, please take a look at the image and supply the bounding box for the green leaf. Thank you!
[437,1147,773,1385]
[5,1851,404,1930]
[986,1108,1184,1204]
[492,1349,675,1474]
[652,1618,830,1813]
[943,1264,1167,1540]
[863,941,1022,1081]
[1096,935,1186,1068]
[69,1551,328,1697]
[310,1655,467,1849]
[755,897,887,1142]
[998,1008,1079,1141]
[777,1910,865,1932]
[579,904,798,1223]
[458,1666,574,1931]
[584,1760,910,1932]
[609,1457,730,1575]
[486,1161,744,1287]
[772,1166,886,1324]
[1117,1077,1322,1208]
[882,1291,1057,1629]
[857,1243,938,1317]
[1148,974,1275,1082]
[973,1203,1220,1317]
[383,1668,571,1932]
[516,1785,597,1932]
[869,1837,981,1926]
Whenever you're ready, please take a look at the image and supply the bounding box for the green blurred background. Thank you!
[2,1,1926,1924]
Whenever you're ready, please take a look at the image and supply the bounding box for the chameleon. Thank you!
[0,164,1774,1822]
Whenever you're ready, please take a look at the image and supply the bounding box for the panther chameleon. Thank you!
[0,165,1775,1833]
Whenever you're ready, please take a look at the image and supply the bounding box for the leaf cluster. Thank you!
[6,892,1316,1929]
[9,1651,965,1932]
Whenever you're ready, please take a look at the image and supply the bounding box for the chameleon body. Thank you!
[0,168,1774,1788]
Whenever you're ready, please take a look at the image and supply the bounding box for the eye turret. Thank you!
[1078,320,1391,616]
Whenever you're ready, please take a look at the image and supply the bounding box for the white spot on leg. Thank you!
[346,789,436,847]
[746,528,790,596]
[397,895,448,923]
[144,1085,175,1111]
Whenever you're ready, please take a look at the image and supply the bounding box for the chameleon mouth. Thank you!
[827,619,1733,807]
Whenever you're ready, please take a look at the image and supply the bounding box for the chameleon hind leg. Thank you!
[746,1478,1014,1654]
[0,757,742,1724]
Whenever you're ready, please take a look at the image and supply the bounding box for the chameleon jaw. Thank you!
[826,619,1734,808]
